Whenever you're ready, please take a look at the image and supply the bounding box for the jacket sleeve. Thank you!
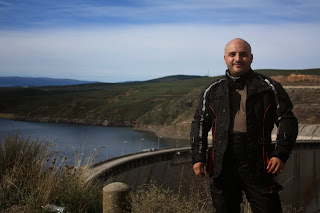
[270,82,298,163]
[190,89,212,165]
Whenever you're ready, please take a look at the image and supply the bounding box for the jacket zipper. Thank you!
[207,105,217,175]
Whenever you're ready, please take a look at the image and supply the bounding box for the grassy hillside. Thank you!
[0,69,319,138]
[0,75,217,125]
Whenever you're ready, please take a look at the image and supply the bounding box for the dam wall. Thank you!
[90,142,320,212]
[89,147,200,193]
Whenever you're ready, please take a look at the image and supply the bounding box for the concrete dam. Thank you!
[88,147,196,192]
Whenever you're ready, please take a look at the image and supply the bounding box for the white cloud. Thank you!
[0,23,319,82]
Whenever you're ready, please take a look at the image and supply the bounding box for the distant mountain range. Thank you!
[0,75,205,87]
[0,77,96,87]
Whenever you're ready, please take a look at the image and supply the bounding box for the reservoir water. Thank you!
[0,118,189,163]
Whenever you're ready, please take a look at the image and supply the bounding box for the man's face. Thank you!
[224,39,253,76]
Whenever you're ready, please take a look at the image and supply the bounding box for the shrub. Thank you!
[129,181,214,213]
[0,131,102,212]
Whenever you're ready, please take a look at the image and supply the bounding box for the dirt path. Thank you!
[284,86,320,89]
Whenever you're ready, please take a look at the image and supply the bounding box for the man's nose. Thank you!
[235,54,241,62]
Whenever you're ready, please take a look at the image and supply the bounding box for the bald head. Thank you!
[225,38,252,55]
[224,38,253,76]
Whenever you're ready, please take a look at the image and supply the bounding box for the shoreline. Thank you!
[0,113,15,119]
[1,115,319,141]
[0,115,190,140]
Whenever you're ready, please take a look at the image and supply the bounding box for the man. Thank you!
[190,38,298,213]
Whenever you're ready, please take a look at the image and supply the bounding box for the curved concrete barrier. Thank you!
[87,147,191,181]
[88,147,200,194]
[88,140,320,212]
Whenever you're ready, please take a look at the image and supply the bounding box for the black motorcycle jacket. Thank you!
[190,70,298,178]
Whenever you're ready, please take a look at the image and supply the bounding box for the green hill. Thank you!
[0,75,216,125]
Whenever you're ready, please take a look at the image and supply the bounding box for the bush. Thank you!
[0,132,102,212]
[130,181,214,213]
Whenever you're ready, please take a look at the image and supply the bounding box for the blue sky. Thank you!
[0,0,319,82]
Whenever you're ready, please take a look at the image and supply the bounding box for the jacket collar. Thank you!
[225,69,255,90]
[247,72,272,97]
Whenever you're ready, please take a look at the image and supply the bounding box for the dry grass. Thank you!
[129,180,214,213]
[0,131,102,212]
